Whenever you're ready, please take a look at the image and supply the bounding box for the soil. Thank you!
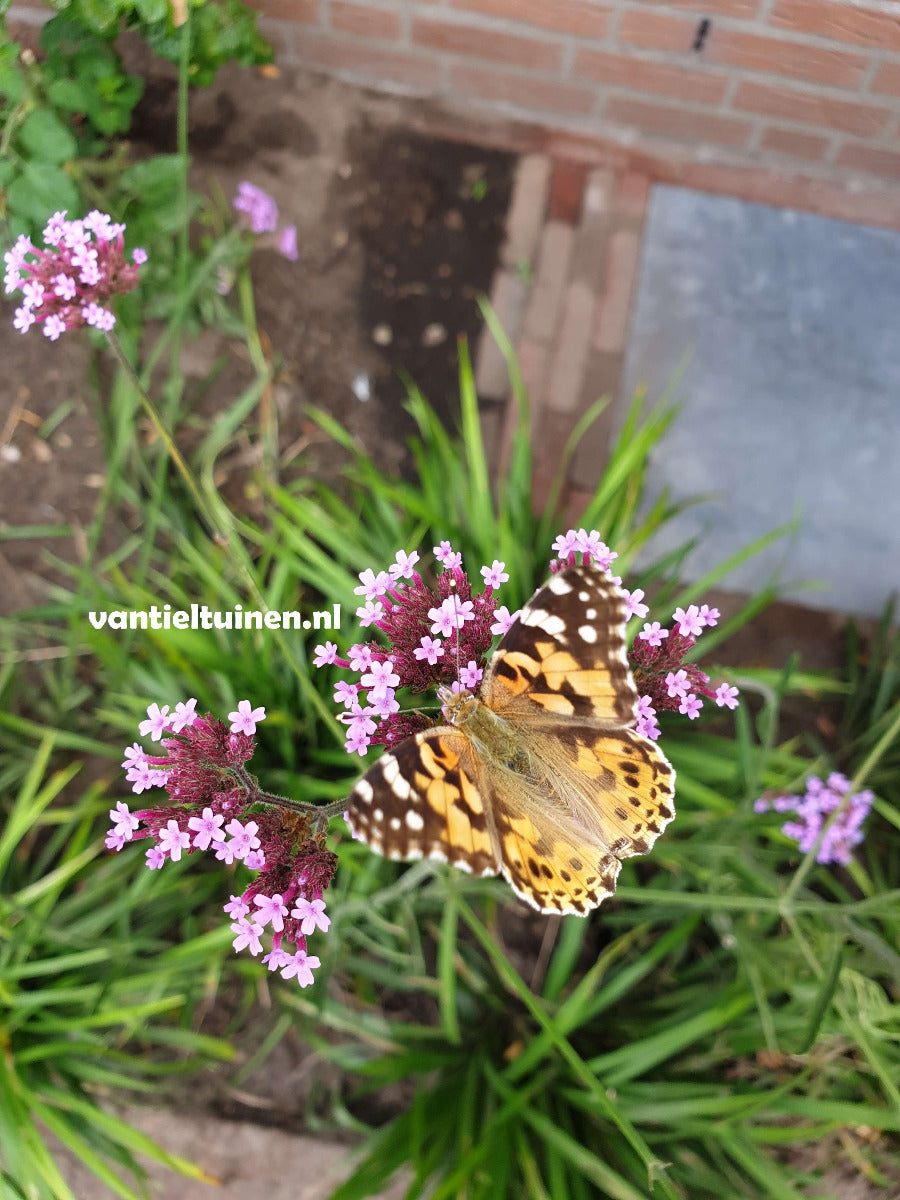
[0,58,514,615]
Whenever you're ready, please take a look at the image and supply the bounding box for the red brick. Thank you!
[734,81,890,137]
[837,143,900,181]
[592,230,641,354]
[523,221,575,343]
[637,0,758,14]
[448,64,594,115]
[872,61,900,97]
[707,29,868,88]
[759,126,829,161]
[330,2,401,40]
[412,17,563,71]
[255,0,318,20]
[771,0,900,51]
[618,10,696,52]
[502,154,553,270]
[615,171,650,222]
[546,280,597,415]
[575,48,727,104]
[605,96,752,148]
[475,270,531,400]
[293,32,440,89]
[451,0,610,39]
[549,160,589,223]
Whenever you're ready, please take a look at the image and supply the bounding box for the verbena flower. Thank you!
[107,698,336,988]
[5,211,143,338]
[232,181,279,233]
[313,531,739,755]
[755,772,874,865]
[232,182,297,260]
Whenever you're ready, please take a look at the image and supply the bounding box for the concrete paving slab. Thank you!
[619,184,900,617]
[51,1109,408,1200]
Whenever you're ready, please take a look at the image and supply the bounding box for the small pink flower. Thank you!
[638,622,669,647]
[291,896,331,935]
[389,550,420,580]
[480,560,509,588]
[490,606,519,636]
[228,700,266,736]
[313,642,338,667]
[458,661,483,690]
[280,949,320,987]
[231,918,265,955]
[673,605,704,638]
[665,670,690,700]
[170,697,198,733]
[158,819,190,862]
[414,635,444,665]
[623,588,649,620]
[715,683,740,710]
[139,702,170,741]
[678,694,703,720]
[254,893,289,933]
[187,807,226,850]
[277,224,298,261]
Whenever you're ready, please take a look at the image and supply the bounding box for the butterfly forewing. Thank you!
[483,564,637,727]
[345,728,498,877]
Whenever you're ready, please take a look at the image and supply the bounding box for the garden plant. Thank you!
[1,8,899,1199]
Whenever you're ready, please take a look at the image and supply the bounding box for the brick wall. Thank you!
[248,0,900,192]
[7,0,900,196]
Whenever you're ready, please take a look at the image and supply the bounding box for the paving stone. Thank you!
[51,1109,408,1200]
[522,221,575,344]
[474,269,531,400]
[500,152,552,271]
[618,184,900,617]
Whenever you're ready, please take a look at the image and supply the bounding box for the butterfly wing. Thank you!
[482,559,676,878]
[483,562,637,728]
[344,727,499,878]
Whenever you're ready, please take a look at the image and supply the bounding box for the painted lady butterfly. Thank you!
[345,561,676,914]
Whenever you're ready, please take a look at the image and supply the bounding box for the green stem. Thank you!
[103,330,223,540]
[781,701,900,910]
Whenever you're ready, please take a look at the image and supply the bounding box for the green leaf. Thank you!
[16,109,78,165]
[45,77,95,113]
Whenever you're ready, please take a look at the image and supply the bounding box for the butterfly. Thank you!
[344,561,676,915]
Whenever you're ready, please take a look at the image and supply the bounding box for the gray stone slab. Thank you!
[619,184,900,618]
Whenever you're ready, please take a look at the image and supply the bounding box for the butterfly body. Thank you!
[346,562,676,915]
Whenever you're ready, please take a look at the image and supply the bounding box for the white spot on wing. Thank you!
[355,778,374,803]
[380,754,399,784]
[578,624,598,643]
[578,590,590,601]
[548,575,573,595]
[406,809,425,831]
[521,608,566,636]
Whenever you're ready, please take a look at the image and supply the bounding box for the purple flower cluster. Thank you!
[313,530,740,755]
[232,182,298,261]
[108,698,335,988]
[5,210,144,339]
[754,772,874,865]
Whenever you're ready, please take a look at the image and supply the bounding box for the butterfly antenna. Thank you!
[448,575,462,687]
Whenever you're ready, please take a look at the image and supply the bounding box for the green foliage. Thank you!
[0,734,235,1199]
[0,0,270,242]
[55,0,273,87]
